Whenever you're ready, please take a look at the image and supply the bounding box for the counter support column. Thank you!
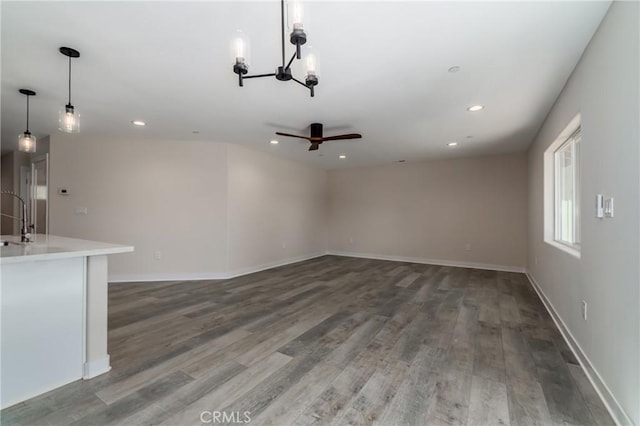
[84,254,110,378]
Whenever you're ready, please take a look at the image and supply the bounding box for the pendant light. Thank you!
[58,47,81,133]
[18,89,37,153]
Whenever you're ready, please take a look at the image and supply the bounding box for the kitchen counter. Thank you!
[0,234,133,264]
[0,234,134,409]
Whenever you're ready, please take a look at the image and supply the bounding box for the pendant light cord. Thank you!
[25,95,30,132]
[68,56,72,105]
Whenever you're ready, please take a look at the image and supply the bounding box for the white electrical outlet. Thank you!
[534,256,538,265]
[154,251,162,260]
[73,206,88,215]
[581,300,587,320]
[464,243,471,251]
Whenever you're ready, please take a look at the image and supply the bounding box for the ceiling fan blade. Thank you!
[321,134,363,141]
[308,143,320,151]
[276,132,311,141]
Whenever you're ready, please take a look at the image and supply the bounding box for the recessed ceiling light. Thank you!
[132,120,146,126]
[270,140,279,144]
[466,135,473,139]
[467,105,484,112]
[339,155,346,159]
[396,160,406,163]
[447,142,458,147]
[192,130,200,134]
[448,66,461,73]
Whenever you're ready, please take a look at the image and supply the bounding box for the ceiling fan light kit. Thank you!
[232,0,319,97]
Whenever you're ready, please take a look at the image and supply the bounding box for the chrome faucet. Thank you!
[1,190,34,242]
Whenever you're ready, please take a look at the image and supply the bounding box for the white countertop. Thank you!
[0,234,134,265]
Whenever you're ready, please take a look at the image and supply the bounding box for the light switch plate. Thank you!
[604,197,614,218]
[596,194,604,218]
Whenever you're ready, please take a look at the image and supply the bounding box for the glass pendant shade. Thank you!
[231,30,250,67]
[288,0,304,30]
[18,132,36,153]
[59,105,80,133]
[304,47,318,78]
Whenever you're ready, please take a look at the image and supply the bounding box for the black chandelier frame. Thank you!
[233,0,318,97]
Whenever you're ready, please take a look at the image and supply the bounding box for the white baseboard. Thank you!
[108,252,327,283]
[526,272,632,426]
[83,355,111,379]
[109,251,523,283]
[327,250,526,273]
[109,272,229,283]
[223,252,327,279]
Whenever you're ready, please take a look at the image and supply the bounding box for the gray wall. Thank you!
[49,135,328,280]
[328,153,528,270]
[527,2,639,423]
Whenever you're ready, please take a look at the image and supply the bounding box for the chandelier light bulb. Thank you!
[235,38,245,62]
[232,30,250,67]
[290,0,304,29]
[305,52,317,76]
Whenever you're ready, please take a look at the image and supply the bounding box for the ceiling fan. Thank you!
[276,123,362,151]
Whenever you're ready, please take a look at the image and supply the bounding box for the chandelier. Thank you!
[232,0,318,97]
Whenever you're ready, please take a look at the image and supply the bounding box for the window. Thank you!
[554,128,581,248]
[543,114,581,257]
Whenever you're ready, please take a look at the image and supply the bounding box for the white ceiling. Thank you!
[1,1,610,169]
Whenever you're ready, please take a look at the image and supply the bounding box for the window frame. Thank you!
[553,128,581,250]
[543,114,581,259]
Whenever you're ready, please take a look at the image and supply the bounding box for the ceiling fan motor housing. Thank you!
[310,123,323,139]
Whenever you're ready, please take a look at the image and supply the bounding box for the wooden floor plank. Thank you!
[114,360,246,426]
[473,321,506,383]
[567,364,615,426]
[334,359,410,425]
[505,376,553,426]
[96,328,252,404]
[423,366,473,425]
[158,352,292,426]
[377,345,438,426]
[467,375,510,425]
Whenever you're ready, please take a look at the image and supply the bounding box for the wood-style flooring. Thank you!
[1,256,613,425]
